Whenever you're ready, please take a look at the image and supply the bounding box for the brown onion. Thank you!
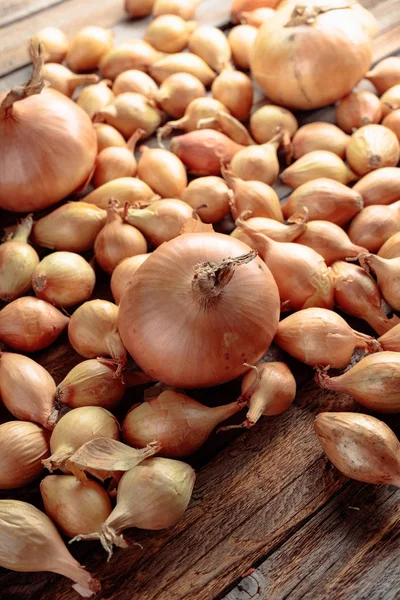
[331,261,400,336]
[366,57,400,95]
[352,167,400,207]
[145,15,195,53]
[137,146,187,198]
[76,80,114,119]
[157,97,229,143]
[125,0,156,18]
[0,215,39,302]
[99,41,162,80]
[291,122,349,159]
[32,252,95,308]
[66,27,114,72]
[382,109,400,142]
[93,146,137,188]
[113,70,158,98]
[282,178,363,226]
[153,0,201,20]
[170,129,243,176]
[240,7,276,26]
[250,105,298,145]
[211,68,253,121]
[275,308,379,368]
[181,177,230,223]
[380,84,400,118]
[231,0,278,22]
[359,253,400,312]
[251,3,372,110]
[33,202,107,252]
[68,300,127,368]
[379,323,400,352]
[346,124,400,176]
[281,151,357,188]
[229,132,281,185]
[188,25,231,73]
[83,177,156,209]
[231,214,307,245]
[336,90,382,134]
[94,123,126,152]
[41,63,99,97]
[228,25,258,70]
[94,200,147,274]
[316,352,400,413]
[155,72,206,118]
[122,390,243,457]
[348,201,400,253]
[294,221,366,266]
[110,254,151,304]
[31,27,69,63]
[94,92,162,139]
[119,233,280,387]
[0,297,69,352]
[198,112,255,147]
[149,52,216,85]
[125,199,192,246]
[378,232,400,260]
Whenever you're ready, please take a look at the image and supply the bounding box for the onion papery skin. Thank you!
[119,233,280,388]
[0,89,97,212]
[250,3,372,110]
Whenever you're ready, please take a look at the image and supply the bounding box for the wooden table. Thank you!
[0,2,400,600]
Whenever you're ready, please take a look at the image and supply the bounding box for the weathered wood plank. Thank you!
[0,0,64,28]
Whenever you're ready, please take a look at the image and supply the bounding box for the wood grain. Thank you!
[0,0,63,28]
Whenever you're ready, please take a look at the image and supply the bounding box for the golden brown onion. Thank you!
[250,105,298,145]
[352,167,400,207]
[281,151,358,188]
[145,14,195,53]
[228,25,258,70]
[94,92,162,139]
[83,177,156,210]
[31,27,69,63]
[336,90,382,134]
[149,52,216,85]
[348,201,400,253]
[366,57,400,94]
[66,27,114,72]
[211,68,253,121]
[181,177,230,224]
[346,124,400,176]
[291,122,349,159]
[112,69,159,97]
[99,41,162,80]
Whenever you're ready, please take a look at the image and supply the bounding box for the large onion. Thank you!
[119,233,280,387]
[0,47,97,212]
[250,2,372,110]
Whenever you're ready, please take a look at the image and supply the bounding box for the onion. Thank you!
[137,146,188,198]
[99,41,162,80]
[31,27,69,63]
[181,176,230,224]
[352,167,400,207]
[251,3,372,110]
[33,201,107,252]
[32,252,95,307]
[336,90,382,134]
[43,406,120,472]
[222,166,283,222]
[41,63,99,97]
[0,215,39,302]
[231,0,278,22]
[111,254,151,304]
[76,79,114,119]
[281,150,357,189]
[197,110,257,147]
[275,307,380,368]
[66,27,114,72]
[228,25,258,70]
[155,72,206,118]
[149,52,216,85]
[382,109,400,142]
[94,200,147,274]
[379,323,400,352]
[235,219,333,311]
[346,124,400,176]
[0,50,97,213]
[331,261,400,336]
[249,105,298,145]
[378,232,400,260]
[94,123,126,152]
[188,25,231,73]
[0,500,100,596]
[125,199,193,246]
[83,177,157,209]
[153,0,201,19]
[0,352,55,428]
[315,412,400,487]
[145,15,195,53]
[72,457,195,559]
[359,253,400,312]
[0,422,50,489]
[291,122,349,159]
[211,67,253,121]
[113,69,158,97]
[0,297,69,352]
[41,475,112,538]
[240,7,276,26]
[122,390,244,457]
[366,57,400,95]
[231,214,307,244]
[229,132,281,184]
[316,352,400,413]
[348,201,400,253]
[157,97,229,143]
[119,233,279,387]
[294,220,366,266]
[94,92,162,139]
[282,178,363,226]
[380,84,400,118]
[170,129,243,175]
[68,300,127,368]
[125,0,156,18]
[93,145,137,188]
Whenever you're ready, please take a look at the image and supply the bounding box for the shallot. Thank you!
[294,220,366,265]
[181,177,230,224]
[291,122,349,159]
[211,68,253,121]
[249,105,298,145]
[31,27,69,63]
[66,26,114,72]
[366,57,400,94]
[336,90,382,134]
[359,253,400,312]
[94,92,162,139]
[346,124,400,176]
[352,167,400,207]
[83,177,156,210]
[137,146,187,198]
[110,254,151,304]
[348,201,400,253]
[281,151,357,188]
[378,232,400,260]
[149,52,216,86]
[230,132,282,184]
[125,199,193,246]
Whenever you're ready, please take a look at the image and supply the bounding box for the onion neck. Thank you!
[106,199,121,223]
[67,74,99,96]
[352,330,382,353]
[285,1,353,27]
[192,249,257,308]
[54,556,101,597]
[11,214,34,243]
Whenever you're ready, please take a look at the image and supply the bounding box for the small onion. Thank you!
[231,0,278,22]
[228,25,258,70]
[31,27,69,63]
[94,123,126,152]
[119,233,280,387]
[153,0,201,20]
[145,15,195,53]
[359,253,400,312]
[99,41,162,80]
[291,122,349,160]
[230,133,281,185]
[32,252,95,308]
[76,80,114,119]
[112,69,159,97]
[336,90,382,134]
[382,109,400,142]
[94,92,162,139]
[137,146,187,198]
[157,97,229,142]
[231,215,307,245]
[211,68,253,121]
[93,146,137,188]
[366,57,400,95]
[239,8,276,27]
[155,72,206,119]
[378,232,400,260]
[125,0,156,18]
[83,177,156,209]
[352,167,400,207]
[149,52,216,86]
[379,323,400,353]
[249,105,298,145]
[41,63,99,97]
[181,177,230,224]
[380,84,400,118]
[125,199,193,246]
[0,297,69,352]
[111,254,151,304]
[281,151,358,188]
[346,124,400,176]
[348,201,400,253]
[188,25,231,73]
[66,27,114,72]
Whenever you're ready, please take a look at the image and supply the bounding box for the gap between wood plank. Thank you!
[0,0,65,28]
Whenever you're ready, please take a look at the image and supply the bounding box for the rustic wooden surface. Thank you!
[0,1,400,600]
